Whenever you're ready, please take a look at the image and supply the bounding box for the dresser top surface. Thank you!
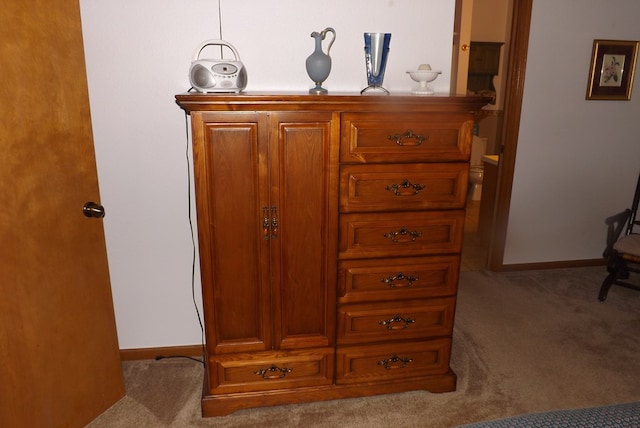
[175,92,491,113]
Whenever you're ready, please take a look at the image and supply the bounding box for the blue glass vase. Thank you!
[362,32,391,94]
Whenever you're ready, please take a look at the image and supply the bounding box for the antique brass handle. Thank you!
[271,206,278,238]
[378,315,416,330]
[381,273,418,288]
[384,227,422,243]
[262,207,271,240]
[386,179,426,196]
[387,130,427,146]
[261,206,278,239]
[377,355,413,370]
[254,365,293,379]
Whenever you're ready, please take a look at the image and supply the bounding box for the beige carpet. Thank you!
[88,266,640,427]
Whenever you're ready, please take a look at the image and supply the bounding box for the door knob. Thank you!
[83,201,105,218]
[461,44,469,52]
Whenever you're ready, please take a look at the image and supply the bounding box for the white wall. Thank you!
[504,0,640,264]
[79,0,456,349]
[217,0,454,92]
[79,0,220,349]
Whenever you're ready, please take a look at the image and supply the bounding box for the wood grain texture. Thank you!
[0,1,124,426]
[177,94,487,417]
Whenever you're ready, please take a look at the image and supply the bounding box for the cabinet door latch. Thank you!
[262,206,279,240]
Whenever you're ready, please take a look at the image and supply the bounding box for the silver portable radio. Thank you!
[189,40,247,93]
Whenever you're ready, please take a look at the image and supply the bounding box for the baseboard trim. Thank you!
[120,344,204,361]
[492,258,606,272]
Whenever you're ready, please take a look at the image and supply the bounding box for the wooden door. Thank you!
[452,0,473,95]
[0,1,125,426]
[194,111,338,354]
[194,112,272,355]
[270,112,338,350]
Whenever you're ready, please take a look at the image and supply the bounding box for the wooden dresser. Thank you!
[175,93,488,417]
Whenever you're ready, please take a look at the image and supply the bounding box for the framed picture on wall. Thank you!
[586,39,639,100]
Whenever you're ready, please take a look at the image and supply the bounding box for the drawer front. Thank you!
[335,339,452,384]
[339,211,465,259]
[341,112,473,164]
[337,298,455,345]
[340,163,468,212]
[208,348,334,394]
[338,255,459,303]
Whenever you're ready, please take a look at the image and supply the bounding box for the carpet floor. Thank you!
[88,266,640,427]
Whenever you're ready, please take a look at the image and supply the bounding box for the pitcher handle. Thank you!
[322,27,336,56]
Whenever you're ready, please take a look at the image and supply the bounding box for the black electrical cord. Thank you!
[156,113,206,367]
[185,112,206,366]
[155,355,203,364]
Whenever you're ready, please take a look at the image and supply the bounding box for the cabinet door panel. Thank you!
[196,113,272,354]
[271,112,338,349]
[469,42,502,74]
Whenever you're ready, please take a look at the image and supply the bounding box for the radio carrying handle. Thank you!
[192,39,242,62]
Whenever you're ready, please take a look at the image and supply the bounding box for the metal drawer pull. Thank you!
[262,207,271,240]
[381,273,418,288]
[254,365,293,379]
[261,206,279,240]
[384,227,422,243]
[379,315,416,330]
[386,179,426,196]
[377,355,413,370]
[270,206,278,238]
[387,130,427,146]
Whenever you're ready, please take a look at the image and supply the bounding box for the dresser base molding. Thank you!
[201,370,457,417]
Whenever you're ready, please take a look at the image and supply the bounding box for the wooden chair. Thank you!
[599,173,640,302]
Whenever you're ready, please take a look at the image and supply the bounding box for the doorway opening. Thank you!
[454,0,532,271]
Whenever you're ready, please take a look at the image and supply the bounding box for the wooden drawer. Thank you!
[208,348,334,394]
[339,210,464,259]
[340,163,468,212]
[338,255,459,303]
[341,112,473,164]
[335,339,452,384]
[337,298,455,345]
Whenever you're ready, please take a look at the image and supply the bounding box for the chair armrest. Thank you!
[604,209,632,256]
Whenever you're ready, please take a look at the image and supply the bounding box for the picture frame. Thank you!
[586,39,639,100]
